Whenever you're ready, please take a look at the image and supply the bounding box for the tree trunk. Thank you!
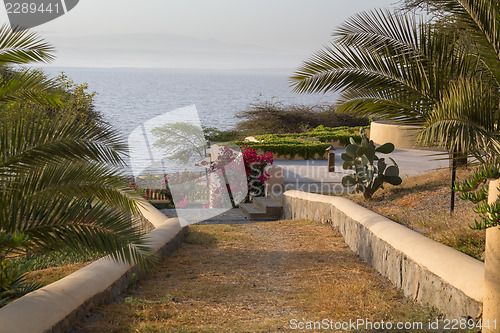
[483,179,500,332]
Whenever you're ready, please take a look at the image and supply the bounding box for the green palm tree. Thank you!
[0,26,151,304]
[0,119,150,259]
[0,24,62,106]
[411,0,500,157]
[290,5,499,158]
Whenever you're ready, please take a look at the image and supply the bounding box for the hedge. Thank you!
[233,125,365,159]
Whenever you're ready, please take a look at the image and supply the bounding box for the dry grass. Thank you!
[350,167,485,260]
[75,219,437,332]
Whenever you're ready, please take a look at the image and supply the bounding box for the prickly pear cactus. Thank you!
[341,128,402,200]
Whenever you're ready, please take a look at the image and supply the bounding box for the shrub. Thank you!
[241,146,274,199]
[236,101,370,135]
[233,125,365,159]
[202,126,243,142]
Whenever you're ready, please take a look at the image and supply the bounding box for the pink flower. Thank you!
[176,197,189,209]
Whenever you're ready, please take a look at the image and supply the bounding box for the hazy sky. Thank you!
[0,0,400,68]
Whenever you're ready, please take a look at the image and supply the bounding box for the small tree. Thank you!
[152,122,207,164]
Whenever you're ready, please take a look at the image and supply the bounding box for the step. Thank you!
[253,196,283,216]
[268,192,284,206]
[239,203,279,220]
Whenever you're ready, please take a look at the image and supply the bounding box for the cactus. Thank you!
[341,128,402,200]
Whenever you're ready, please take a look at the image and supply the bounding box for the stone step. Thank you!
[253,196,283,216]
[268,192,284,206]
[239,203,279,220]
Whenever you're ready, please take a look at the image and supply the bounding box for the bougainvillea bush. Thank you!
[241,146,274,199]
[200,145,273,206]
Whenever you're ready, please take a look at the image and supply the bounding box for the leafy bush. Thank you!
[202,126,243,142]
[9,250,97,271]
[236,101,370,135]
[233,125,365,159]
[0,71,102,126]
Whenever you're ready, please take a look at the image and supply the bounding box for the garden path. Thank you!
[275,148,449,193]
[75,219,436,332]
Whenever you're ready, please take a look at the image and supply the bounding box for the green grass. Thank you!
[11,250,98,271]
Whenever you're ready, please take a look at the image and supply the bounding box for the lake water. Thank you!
[41,67,339,176]
[42,67,338,134]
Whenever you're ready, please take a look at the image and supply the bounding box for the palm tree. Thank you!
[291,4,500,207]
[292,1,500,327]
[290,7,498,157]
[0,26,151,304]
[0,118,151,257]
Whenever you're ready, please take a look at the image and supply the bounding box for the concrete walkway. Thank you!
[161,207,252,224]
[274,148,449,193]
[161,148,450,221]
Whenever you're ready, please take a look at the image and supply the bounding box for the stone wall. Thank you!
[283,190,483,319]
[370,121,422,149]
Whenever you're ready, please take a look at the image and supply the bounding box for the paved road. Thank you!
[274,148,449,193]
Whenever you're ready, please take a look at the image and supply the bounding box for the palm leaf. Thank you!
[0,25,54,65]
[418,78,500,158]
[0,118,152,268]
[291,9,477,124]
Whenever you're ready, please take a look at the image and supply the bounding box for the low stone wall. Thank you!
[0,203,186,333]
[283,190,483,319]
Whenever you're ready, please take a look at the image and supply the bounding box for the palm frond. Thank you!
[334,9,423,56]
[0,68,62,106]
[0,119,127,175]
[0,25,55,65]
[412,0,500,82]
[0,118,152,268]
[418,78,500,157]
[291,9,476,124]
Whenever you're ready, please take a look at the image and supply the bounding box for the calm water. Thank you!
[41,67,339,175]
[42,67,338,133]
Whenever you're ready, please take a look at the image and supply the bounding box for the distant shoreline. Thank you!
[35,65,298,75]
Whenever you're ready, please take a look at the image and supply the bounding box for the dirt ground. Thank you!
[75,219,437,332]
[350,168,485,260]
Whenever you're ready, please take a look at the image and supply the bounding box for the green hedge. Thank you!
[234,140,332,159]
[233,125,366,159]
[256,126,364,146]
